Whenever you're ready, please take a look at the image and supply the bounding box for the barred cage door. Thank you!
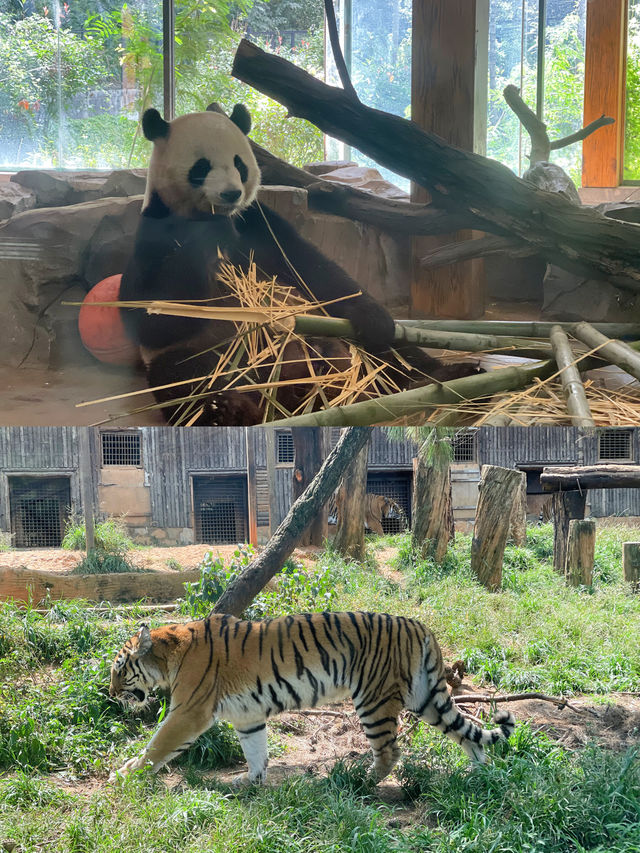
[192,476,248,544]
[8,476,71,548]
[366,472,412,534]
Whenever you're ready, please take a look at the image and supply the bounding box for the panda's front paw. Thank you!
[344,298,396,351]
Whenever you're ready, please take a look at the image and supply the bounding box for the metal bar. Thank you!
[163,0,175,121]
[537,0,547,120]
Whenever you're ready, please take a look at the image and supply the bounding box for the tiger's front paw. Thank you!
[231,769,267,787]
[108,755,150,783]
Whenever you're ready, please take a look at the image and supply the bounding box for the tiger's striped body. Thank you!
[109,612,514,783]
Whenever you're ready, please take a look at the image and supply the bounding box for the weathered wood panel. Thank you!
[0,566,200,603]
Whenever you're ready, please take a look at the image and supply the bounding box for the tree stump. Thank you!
[411,455,453,563]
[333,436,370,562]
[552,491,587,574]
[565,519,596,587]
[508,473,528,547]
[623,543,640,590]
[471,466,526,590]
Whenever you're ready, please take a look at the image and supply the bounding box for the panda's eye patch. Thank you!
[234,155,248,183]
[188,158,212,188]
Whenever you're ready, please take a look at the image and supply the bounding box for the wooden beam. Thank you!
[245,427,258,547]
[582,0,626,187]
[410,0,485,319]
[541,464,640,490]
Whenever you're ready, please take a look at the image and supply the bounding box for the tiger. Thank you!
[109,611,515,784]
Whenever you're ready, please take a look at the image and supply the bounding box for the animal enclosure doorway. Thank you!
[8,475,71,548]
[192,475,249,544]
[366,471,412,534]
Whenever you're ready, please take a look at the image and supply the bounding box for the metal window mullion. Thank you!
[163,0,176,121]
[536,0,547,120]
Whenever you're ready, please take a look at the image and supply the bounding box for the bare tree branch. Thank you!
[323,0,358,100]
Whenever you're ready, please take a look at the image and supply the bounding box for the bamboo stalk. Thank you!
[397,320,640,340]
[571,322,640,382]
[270,360,556,426]
[549,325,595,427]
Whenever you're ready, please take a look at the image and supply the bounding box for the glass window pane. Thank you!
[487,0,539,176]
[0,0,162,169]
[173,2,324,168]
[625,0,640,181]
[543,0,586,185]
[326,0,410,191]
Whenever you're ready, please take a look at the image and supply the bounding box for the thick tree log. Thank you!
[333,435,370,561]
[411,455,453,563]
[541,465,640,491]
[623,543,640,589]
[471,466,526,590]
[292,428,330,546]
[552,491,587,574]
[250,140,480,235]
[213,427,371,616]
[419,235,535,270]
[232,38,640,295]
[565,519,595,587]
[549,325,595,427]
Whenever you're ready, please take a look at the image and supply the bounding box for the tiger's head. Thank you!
[110,624,163,708]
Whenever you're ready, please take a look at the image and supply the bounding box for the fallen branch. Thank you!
[454,691,572,709]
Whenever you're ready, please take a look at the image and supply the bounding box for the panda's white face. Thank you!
[142,108,260,219]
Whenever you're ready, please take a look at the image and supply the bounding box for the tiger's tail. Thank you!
[408,636,515,763]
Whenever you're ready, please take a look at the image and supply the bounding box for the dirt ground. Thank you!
[0,543,324,574]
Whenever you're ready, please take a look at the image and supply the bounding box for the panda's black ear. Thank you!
[230,103,251,135]
[142,108,170,142]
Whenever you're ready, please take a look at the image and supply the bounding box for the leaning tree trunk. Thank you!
[333,434,370,562]
[292,428,330,546]
[471,466,527,590]
[411,455,453,563]
[232,38,640,295]
[214,427,371,616]
[552,490,587,574]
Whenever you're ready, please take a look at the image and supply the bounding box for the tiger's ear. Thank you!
[135,624,152,656]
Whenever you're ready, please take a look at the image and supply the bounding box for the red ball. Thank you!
[79,274,139,366]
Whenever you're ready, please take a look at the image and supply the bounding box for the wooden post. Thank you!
[333,435,370,561]
[292,428,329,546]
[552,491,587,574]
[565,519,595,587]
[410,0,485,319]
[582,0,626,187]
[471,466,526,590]
[78,428,95,551]
[623,543,640,590]
[508,473,527,547]
[245,428,258,547]
[411,455,453,563]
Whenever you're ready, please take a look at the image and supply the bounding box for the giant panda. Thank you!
[120,103,470,424]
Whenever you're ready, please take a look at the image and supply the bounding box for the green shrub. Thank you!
[62,517,134,553]
[70,548,145,575]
